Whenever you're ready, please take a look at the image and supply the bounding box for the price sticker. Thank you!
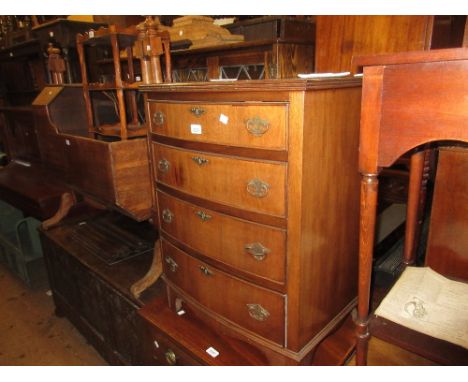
[191,124,202,135]
[206,347,219,358]
[219,114,229,125]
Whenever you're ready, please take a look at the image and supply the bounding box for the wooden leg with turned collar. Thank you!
[404,149,432,266]
[41,192,77,230]
[355,173,379,366]
[403,149,429,266]
[131,239,162,299]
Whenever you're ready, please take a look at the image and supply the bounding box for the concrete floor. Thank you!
[0,262,106,366]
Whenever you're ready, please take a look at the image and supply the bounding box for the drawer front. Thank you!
[162,240,285,345]
[147,325,202,366]
[158,191,286,284]
[153,143,287,217]
[149,101,287,150]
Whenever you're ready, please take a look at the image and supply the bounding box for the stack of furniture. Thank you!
[2,15,467,367]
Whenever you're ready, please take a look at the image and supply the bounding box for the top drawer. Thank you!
[148,101,288,150]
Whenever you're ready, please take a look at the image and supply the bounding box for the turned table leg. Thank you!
[356,173,379,366]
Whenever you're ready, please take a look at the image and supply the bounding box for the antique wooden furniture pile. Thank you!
[0,16,467,366]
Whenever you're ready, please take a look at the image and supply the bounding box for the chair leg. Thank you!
[403,149,430,265]
[356,173,379,365]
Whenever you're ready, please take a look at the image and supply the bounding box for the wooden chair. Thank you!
[353,47,468,365]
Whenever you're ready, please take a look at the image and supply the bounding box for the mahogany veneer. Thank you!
[139,78,362,364]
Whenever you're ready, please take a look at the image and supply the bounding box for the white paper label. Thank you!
[191,124,202,135]
[219,114,229,125]
[206,347,219,358]
[65,139,71,146]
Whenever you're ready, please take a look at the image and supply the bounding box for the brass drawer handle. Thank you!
[246,178,270,198]
[165,256,178,272]
[246,303,270,321]
[162,209,174,224]
[199,265,213,276]
[196,210,212,221]
[165,349,177,365]
[244,242,271,261]
[190,106,205,117]
[245,116,270,136]
[191,156,209,166]
[157,159,169,173]
[152,111,165,126]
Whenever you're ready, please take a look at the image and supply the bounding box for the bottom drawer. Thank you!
[146,324,202,366]
[162,239,286,345]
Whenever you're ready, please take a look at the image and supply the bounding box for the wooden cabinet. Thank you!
[39,210,161,365]
[139,78,362,364]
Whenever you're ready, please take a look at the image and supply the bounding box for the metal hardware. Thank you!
[245,116,270,137]
[165,349,177,365]
[246,303,270,321]
[157,159,169,173]
[165,256,178,272]
[162,209,174,224]
[152,111,165,126]
[246,178,270,198]
[199,265,213,276]
[196,210,212,221]
[191,156,209,166]
[244,242,271,261]
[190,106,205,117]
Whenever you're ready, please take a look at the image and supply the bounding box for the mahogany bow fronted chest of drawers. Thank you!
[139,79,362,365]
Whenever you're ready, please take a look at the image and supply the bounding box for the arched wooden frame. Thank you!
[354,48,468,365]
